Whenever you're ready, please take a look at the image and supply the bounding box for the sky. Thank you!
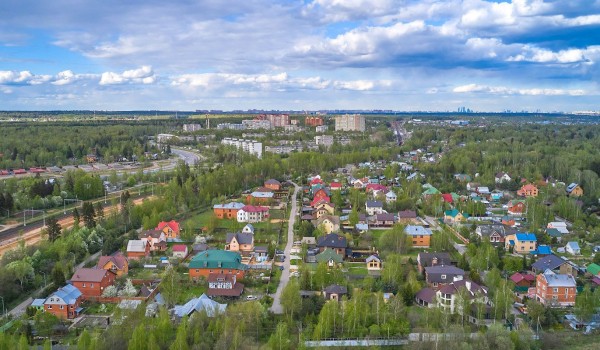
[1,0,599,112]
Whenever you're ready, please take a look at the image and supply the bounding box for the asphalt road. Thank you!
[270,181,300,314]
[171,147,202,166]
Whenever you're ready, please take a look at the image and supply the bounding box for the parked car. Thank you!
[279,266,284,271]
[246,295,258,301]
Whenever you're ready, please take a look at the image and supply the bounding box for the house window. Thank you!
[60,305,64,309]
[90,284,94,288]
[82,283,86,287]
[552,296,558,300]
[553,288,558,293]
[195,269,199,273]
[441,274,446,279]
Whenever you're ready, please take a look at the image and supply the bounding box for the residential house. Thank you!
[531,254,578,276]
[365,200,384,215]
[565,241,581,255]
[547,222,569,235]
[476,186,490,195]
[490,190,503,201]
[188,250,247,280]
[264,179,281,191]
[502,216,516,227]
[444,209,468,225]
[566,183,583,197]
[495,172,512,183]
[213,202,245,219]
[254,246,269,263]
[405,225,432,248]
[246,190,274,204]
[206,273,244,297]
[476,224,515,245]
[30,299,45,312]
[314,215,340,234]
[530,245,553,256]
[173,294,227,318]
[313,202,335,219]
[225,232,254,252]
[507,200,526,215]
[546,228,564,242]
[317,233,347,255]
[44,284,83,319]
[398,210,417,224]
[385,190,397,203]
[366,255,382,271]
[172,245,189,259]
[425,265,465,290]
[96,252,129,277]
[505,233,537,254]
[126,239,150,260]
[454,174,472,182]
[437,280,489,314]
[509,272,536,287]
[156,220,181,239]
[417,252,452,274]
[441,193,454,204]
[301,237,317,248]
[536,269,577,307]
[237,205,269,223]
[517,184,539,197]
[329,182,342,191]
[323,284,348,301]
[422,186,441,198]
[138,230,167,252]
[70,268,116,298]
[586,263,600,276]
[316,248,344,267]
[375,213,396,227]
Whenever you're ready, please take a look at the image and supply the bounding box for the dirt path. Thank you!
[0,196,153,257]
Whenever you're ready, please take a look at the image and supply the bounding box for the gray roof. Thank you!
[366,200,383,208]
[531,254,565,272]
[172,294,226,318]
[317,233,347,249]
[541,269,576,287]
[476,224,515,238]
[418,252,452,267]
[415,287,436,304]
[398,210,417,219]
[324,284,348,295]
[226,232,254,245]
[376,213,395,222]
[425,265,465,283]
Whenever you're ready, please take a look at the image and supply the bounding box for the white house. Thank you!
[565,241,581,255]
[547,222,569,235]
[237,205,269,223]
[365,201,384,215]
[385,191,397,203]
[495,172,512,183]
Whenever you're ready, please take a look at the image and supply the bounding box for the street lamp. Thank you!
[63,198,81,215]
[23,208,45,227]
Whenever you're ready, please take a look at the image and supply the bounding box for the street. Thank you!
[270,181,300,314]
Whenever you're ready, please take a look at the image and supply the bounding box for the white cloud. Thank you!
[99,66,155,85]
[453,83,587,96]
[0,70,51,85]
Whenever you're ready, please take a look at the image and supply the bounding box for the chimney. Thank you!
[465,281,472,291]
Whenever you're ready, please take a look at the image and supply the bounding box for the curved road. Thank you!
[270,181,300,314]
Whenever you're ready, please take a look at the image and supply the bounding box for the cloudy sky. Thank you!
[1,0,599,112]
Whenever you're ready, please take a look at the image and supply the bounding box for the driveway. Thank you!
[270,181,300,314]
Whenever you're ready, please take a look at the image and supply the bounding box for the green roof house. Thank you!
[188,250,247,281]
[587,263,600,276]
[316,248,344,267]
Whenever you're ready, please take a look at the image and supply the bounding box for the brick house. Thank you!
[425,265,466,290]
[126,239,150,260]
[70,268,116,299]
[206,273,244,297]
[44,284,83,319]
[517,184,538,197]
[188,250,247,281]
[417,252,452,274]
[507,200,526,215]
[225,232,254,252]
[156,220,181,239]
[264,179,281,191]
[96,252,129,277]
[213,202,245,219]
[317,233,347,255]
[405,225,432,248]
[505,233,537,254]
[535,269,576,307]
[236,205,269,223]
[138,230,167,252]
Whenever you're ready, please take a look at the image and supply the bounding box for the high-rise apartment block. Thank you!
[335,114,365,132]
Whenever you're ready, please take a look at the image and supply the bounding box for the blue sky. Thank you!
[1,0,599,112]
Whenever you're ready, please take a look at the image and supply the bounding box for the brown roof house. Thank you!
[206,273,244,297]
[425,265,465,290]
[323,284,348,301]
[313,215,341,234]
[417,252,452,274]
[96,252,129,277]
[317,233,347,255]
[70,268,117,299]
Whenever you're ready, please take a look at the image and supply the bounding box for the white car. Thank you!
[246,295,258,301]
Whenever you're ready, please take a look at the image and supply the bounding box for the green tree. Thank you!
[349,207,359,227]
[78,329,91,350]
[72,207,80,225]
[7,259,34,290]
[81,201,96,229]
[128,324,146,350]
[45,217,62,242]
[268,322,292,350]
[51,264,66,287]
[281,279,302,321]
[170,317,189,350]
[575,286,597,323]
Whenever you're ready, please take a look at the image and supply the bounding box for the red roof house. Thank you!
[156,220,181,239]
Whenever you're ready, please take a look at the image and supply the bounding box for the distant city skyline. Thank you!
[1,1,599,112]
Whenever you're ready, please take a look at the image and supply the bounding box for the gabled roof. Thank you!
[541,269,576,288]
[445,209,467,218]
[366,255,381,263]
[324,284,347,295]
[173,244,188,252]
[226,232,254,245]
[317,233,347,248]
[315,215,340,227]
[587,263,600,276]
[415,287,436,304]
[139,230,165,240]
[531,254,565,271]
[398,210,417,219]
[365,200,383,208]
[546,228,563,237]
[509,272,535,284]
[213,202,245,210]
[97,252,128,270]
[47,284,82,305]
[418,252,452,267]
[127,239,148,252]
[566,241,581,250]
[240,205,269,213]
[264,179,281,185]
[515,233,537,241]
[425,265,465,282]
[156,220,180,234]
[71,268,111,283]
[531,245,552,255]
[441,193,453,203]
[438,279,488,297]
[376,213,395,222]
[405,225,432,236]
[316,248,343,263]
[173,294,227,318]
[189,250,247,270]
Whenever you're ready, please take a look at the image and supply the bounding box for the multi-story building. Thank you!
[237,205,269,223]
[70,268,117,299]
[316,125,328,133]
[217,123,245,130]
[265,114,290,127]
[188,250,247,281]
[405,225,433,247]
[44,284,83,320]
[221,138,263,158]
[536,269,576,307]
[242,119,272,130]
[213,202,245,219]
[505,233,537,254]
[315,135,334,148]
[183,124,202,132]
[335,114,365,132]
[305,116,324,126]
